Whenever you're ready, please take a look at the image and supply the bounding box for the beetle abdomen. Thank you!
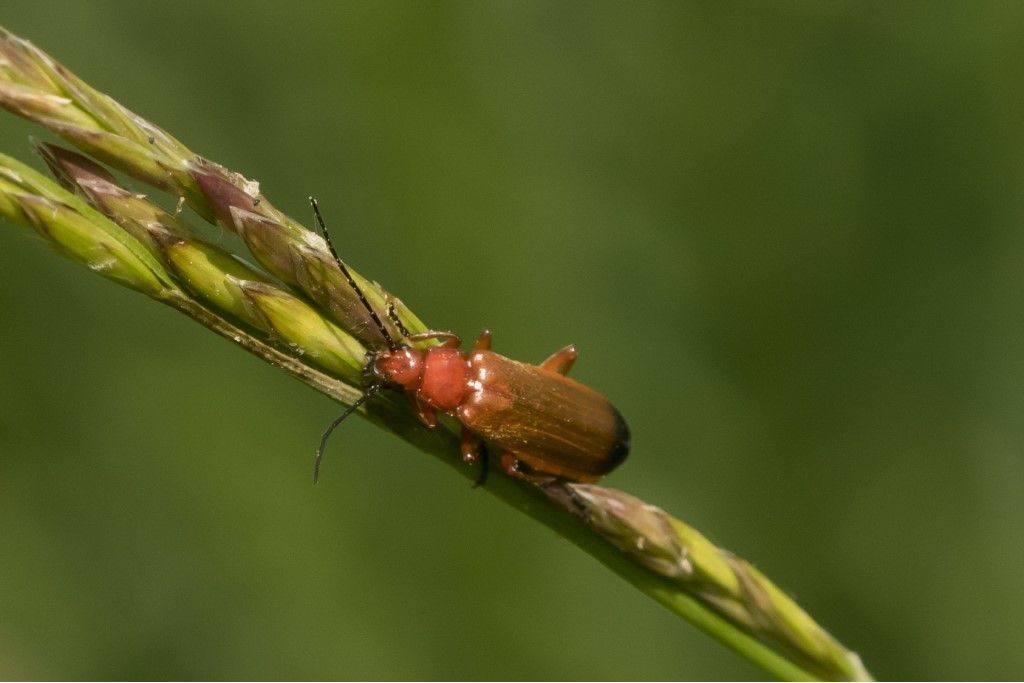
[457,351,629,481]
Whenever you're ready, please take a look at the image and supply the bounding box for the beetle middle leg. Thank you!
[473,329,492,351]
[460,427,489,487]
[540,344,577,376]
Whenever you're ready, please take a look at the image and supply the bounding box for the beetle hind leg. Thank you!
[541,344,577,376]
[500,451,522,479]
[500,451,557,485]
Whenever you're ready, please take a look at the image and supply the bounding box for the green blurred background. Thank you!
[2,2,1023,679]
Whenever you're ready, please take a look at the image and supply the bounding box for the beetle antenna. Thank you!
[387,300,413,338]
[314,383,383,484]
[309,197,397,350]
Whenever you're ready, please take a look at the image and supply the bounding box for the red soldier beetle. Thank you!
[309,198,630,486]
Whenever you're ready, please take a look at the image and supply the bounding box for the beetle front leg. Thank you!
[405,331,462,348]
[540,344,577,376]
[386,297,461,348]
[410,394,437,427]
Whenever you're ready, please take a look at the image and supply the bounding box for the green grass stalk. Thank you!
[0,25,872,681]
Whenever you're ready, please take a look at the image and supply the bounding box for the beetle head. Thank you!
[368,345,425,390]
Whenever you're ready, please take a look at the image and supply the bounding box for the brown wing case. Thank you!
[457,351,630,480]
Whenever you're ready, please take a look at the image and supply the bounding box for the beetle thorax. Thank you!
[418,347,469,411]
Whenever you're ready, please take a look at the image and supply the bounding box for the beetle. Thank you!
[309,198,630,485]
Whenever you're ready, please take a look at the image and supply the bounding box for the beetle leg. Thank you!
[473,444,489,488]
[460,428,490,488]
[410,394,437,427]
[405,330,462,348]
[473,329,492,351]
[540,344,577,376]
[501,451,558,484]
[384,295,459,348]
[460,427,480,463]
[500,451,522,478]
